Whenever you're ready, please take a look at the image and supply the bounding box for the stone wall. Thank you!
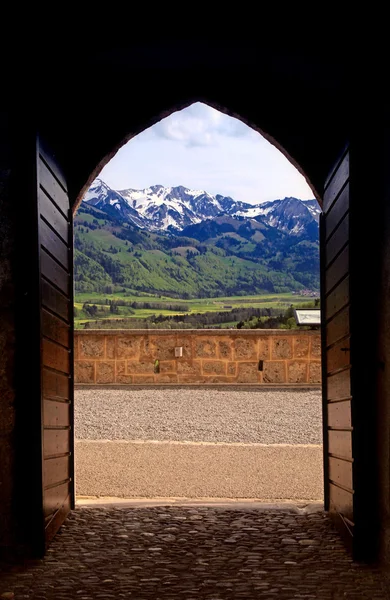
[74,330,321,386]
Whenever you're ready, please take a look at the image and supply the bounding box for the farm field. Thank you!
[74,292,318,329]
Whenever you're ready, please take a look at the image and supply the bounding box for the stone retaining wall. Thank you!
[74,330,321,386]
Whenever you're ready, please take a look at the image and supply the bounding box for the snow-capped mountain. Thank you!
[82,179,320,236]
[232,197,321,236]
[83,179,147,228]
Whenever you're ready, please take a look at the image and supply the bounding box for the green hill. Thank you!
[74,204,319,299]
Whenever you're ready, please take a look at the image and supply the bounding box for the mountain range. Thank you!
[85,179,320,236]
[75,180,320,298]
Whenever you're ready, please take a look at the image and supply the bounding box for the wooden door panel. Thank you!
[329,457,353,490]
[327,369,351,400]
[321,147,354,550]
[325,246,349,293]
[329,484,354,522]
[325,276,349,320]
[41,280,70,322]
[323,152,349,211]
[326,183,349,238]
[35,138,74,552]
[42,369,70,401]
[326,306,350,347]
[325,213,349,265]
[327,338,351,373]
[328,400,352,428]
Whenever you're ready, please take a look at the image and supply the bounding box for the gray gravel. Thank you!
[75,387,322,444]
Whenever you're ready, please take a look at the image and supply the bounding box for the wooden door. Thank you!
[25,137,75,554]
[321,148,354,549]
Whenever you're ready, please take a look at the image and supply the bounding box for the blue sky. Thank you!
[99,102,314,205]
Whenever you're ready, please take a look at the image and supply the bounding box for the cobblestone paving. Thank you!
[1,506,389,599]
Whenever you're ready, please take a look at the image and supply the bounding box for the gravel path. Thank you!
[75,388,322,444]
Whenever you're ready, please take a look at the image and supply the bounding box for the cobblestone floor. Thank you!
[1,506,389,599]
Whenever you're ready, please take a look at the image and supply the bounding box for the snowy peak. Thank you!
[231,196,321,236]
[82,179,320,236]
[83,179,146,228]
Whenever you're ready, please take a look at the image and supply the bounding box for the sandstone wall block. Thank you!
[263,361,286,383]
[159,361,176,373]
[206,376,237,384]
[151,336,176,360]
[133,375,155,384]
[237,362,259,383]
[105,336,116,359]
[177,375,207,383]
[74,336,79,360]
[176,336,193,358]
[227,362,237,376]
[177,360,201,375]
[126,360,155,374]
[218,340,232,359]
[272,337,293,359]
[195,338,217,358]
[288,361,308,384]
[309,361,322,383]
[158,374,178,383]
[75,360,95,383]
[293,336,310,358]
[202,360,226,375]
[96,361,115,384]
[234,338,258,360]
[310,336,321,358]
[79,335,105,359]
[258,337,270,359]
[116,336,141,359]
[115,361,133,384]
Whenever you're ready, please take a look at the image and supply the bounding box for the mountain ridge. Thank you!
[84,179,320,236]
[75,179,320,299]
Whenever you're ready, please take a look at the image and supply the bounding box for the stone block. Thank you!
[227,362,237,376]
[96,361,115,384]
[116,361,133,384]
[234,337,258,360]
[218,340,232,359]
[79,335,105,359]
[237,362,259,383]
[202,360,226,375]
[194,338,217,358]
[288,361,308,384]
[159,360,176,373]
[105,336,116,359]
[177,360,201,375]
[258,337,270,359]
[75,360,95,384]
[151,336,176,360]
[126,360,155,374]
[263,361,286,383]
[116,335,141,359]
[177,375,207,383]
[293,336,310,358]
[176,336,193,358]
[158,374,178,383]
[133,375,155,384]
[309,362,322,383]
[272,337,293,359]
[74,336,79,360]
[116,374,134,384]
[205,376,237,383]
[310,335,321,358]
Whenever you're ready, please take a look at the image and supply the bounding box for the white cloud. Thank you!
[99,102,315,204]
[152,102,256,147]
